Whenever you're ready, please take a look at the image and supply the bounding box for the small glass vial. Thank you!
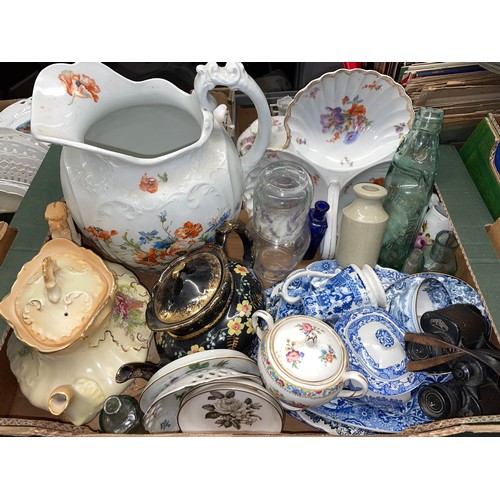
[421,230,459,275]
[335,183,388,268]
[402,248,424,274]
[99,395,145,434]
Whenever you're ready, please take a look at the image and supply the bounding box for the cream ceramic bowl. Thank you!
[251,311,368,410]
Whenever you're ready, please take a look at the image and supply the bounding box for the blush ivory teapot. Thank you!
[30,62,272,272]
[0,237,153,426]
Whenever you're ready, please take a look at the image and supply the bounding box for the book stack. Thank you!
[397,62,500,143]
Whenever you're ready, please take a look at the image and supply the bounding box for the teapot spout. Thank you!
[48,378,105,426]
[48,385,72,416]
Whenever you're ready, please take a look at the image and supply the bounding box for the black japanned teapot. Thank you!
[118,221,264,384]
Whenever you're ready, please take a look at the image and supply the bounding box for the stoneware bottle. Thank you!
[335,182,388,268]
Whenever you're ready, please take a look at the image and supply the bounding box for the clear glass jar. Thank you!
[378,107,444,271]
[248,161,313,283]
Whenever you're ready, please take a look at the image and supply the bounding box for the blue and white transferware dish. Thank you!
[264,259,342,321]
[385,272,491,337]
[279,263,387,326]
[251,310,368,410]
[334,306,428,409]
[290,371,453,434]
[387,277,452,333]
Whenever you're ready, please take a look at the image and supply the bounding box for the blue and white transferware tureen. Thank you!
[334,306,428,409]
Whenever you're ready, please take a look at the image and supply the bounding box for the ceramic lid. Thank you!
[0,238,116,353]
[147,246,232,335]
[267,315,347,386]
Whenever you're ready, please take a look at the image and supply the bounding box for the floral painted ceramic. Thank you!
[30,62,271,271]
[282,68,413,258]
[334,306,428,409]
[176,380,284,433]
[142,362,263,433]
[137,349,260,414]
[284,69,413,173]
[6,261,152,426]
[252,311,368,409]
[145,221,265,363]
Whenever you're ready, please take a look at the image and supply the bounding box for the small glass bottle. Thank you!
[421,230,459,275]
[303,201,330,260]
[335,183,388,268]
[99,395,145,434]
[402,247,424,274]
[378,107,444,271]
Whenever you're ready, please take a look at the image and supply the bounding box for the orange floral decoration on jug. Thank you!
[58,70,101,103]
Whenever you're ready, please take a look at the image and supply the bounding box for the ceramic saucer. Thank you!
[143,367,263,433]
[177,380,284,434]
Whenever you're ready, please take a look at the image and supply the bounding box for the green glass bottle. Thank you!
[378,107,444,270]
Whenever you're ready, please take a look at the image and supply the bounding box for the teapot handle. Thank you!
[194,62,272,179]
[215,220,256,267]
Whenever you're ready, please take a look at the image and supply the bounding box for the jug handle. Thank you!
[215,220,256,267]
[194,62,272,178]
[320,179,341,259]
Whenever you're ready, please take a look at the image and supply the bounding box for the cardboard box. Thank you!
[458,113,500,220]
[1,143,500,437]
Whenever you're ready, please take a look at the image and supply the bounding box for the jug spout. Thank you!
[48,378,105,426]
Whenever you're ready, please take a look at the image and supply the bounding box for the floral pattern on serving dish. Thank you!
[320,95,373,145]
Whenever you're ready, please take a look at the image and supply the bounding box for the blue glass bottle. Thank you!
[303,201,330,260]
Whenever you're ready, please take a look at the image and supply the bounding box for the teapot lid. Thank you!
[0,238,116,353]
[147,246,232,336]
[266,315,347,386]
